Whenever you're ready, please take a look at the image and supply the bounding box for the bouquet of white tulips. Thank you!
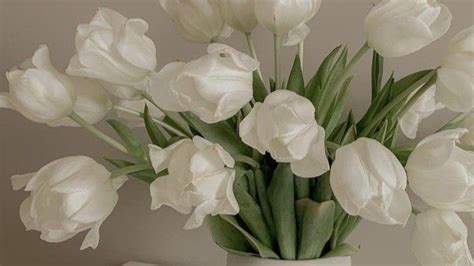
[2,0,473,265]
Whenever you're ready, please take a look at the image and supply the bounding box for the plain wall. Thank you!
[0,0,473,265]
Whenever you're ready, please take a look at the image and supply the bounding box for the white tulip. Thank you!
[52,77,113,127]
[160,0,233,43]
[399,85,443,139]
[255,0,322,46]
[219,0,258,33]
[149,136,239,229]
[436,26,474,112]
[115,99,165,127]
[149,43,259,123]
[67,8,157,99]
[365,0,452,58]
[330,138,412,225]
[239,90,329,178]
[412,209,473,266]
[11,156,127,250]
[0,45,75,125]
[407,129,474,212]
[461,113,474,147]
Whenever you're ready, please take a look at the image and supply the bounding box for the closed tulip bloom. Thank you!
[255,0,322,46]
[399,85,443,139]
[160,0,233,43]
[412,209,473,266]
[219,0,258,33]
[330,138,412,225]
[365,0,452,58]
[149,43,259,123]
[436,26,474,112]
[239,90,329,178]
[67,8,157,99]
[407,129,474,212]
[0,45,75,125]
[149,136,239,229]
[11,156,127,250]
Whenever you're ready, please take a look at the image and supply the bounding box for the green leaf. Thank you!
[207,215,255,255]
[253,71,268,102]
[161,111,193,137]
[255,169,276,239]
[182,113,251,156]
[267,164,296,260]
[296,199,335,260]
[234,177,274,249]
[390,70,432,100]
[295,176,310,200]
[371,51,384,100]
[306,45,342,101]
[287,54,305,95]
[220,215,280,259]
[104,158,157,183]
[323,243,360,258]
[324,75,354,136]
[331,213,361,248]
[107,119,146,162]
[144,105,167,147]
[312,172,332,202]
[392,147,413,166]
[246,170,258,201]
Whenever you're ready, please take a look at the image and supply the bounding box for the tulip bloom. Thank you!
[436,26,474,112]
[240,90,329,178]
[365,0,452,58]
[219,0,258,33]
[149,136,239,229]
[11,156,127,250]
[398,86,443,139]
[1,45,75,125]
[412,209,473,266]
[255,0,322,46]
[67,8,157,99]
[149,43,259,123]
[406,129,474,212]
[330,138,412,225]
[160,0,233,43]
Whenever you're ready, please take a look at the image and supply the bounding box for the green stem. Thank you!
[245,32,263,79]
[360,70,437,137]
[234,154,260,169]
[274,34,282,90]
[110,164,151,178]
[69,113,128,154]
[113,105,186,138]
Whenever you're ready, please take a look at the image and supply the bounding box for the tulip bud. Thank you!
[149,43,259,123]
[149,136,239,229]
[160,0,233,43]
[330,138,412,225]
[435,26,474,112]
[0,45,75,125]
[412,209,473,266]
[239,90,329,178]
[11,156,127,250]
[67,8,157,99]
[398,85,443,139]
[365,0,452,58]
[406,129,474,212]
[219,0,258,33]
[255,0,322,46]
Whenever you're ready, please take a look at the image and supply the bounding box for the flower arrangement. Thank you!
[2,0,473,265]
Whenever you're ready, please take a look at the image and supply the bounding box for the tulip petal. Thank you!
[0,93,13,109]
[239,103,267,154]
[291,126,330,178]
[112,176,128,190]
[19,197,36,230]
[11,172,36,191]
[31,45,57,73]
[436,68,474,112]
[80,222,102,250]
[148,140,189,173]
[150,175,192,214]
[148,62,187,112]
[283,23,310,47]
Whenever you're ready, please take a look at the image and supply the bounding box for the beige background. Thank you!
[0,0,473,265]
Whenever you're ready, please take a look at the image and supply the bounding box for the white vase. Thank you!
[226,254,351,266]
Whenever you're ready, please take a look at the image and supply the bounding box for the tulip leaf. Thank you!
[306,45,342,101]
[161,111,193,137]
[207,215,255,255]
[253,71,268,102]
[331,213,361,249]
[389,70,432,100]
[296,199,335,260]
[107,119,146,162]
[268,164,297,260]
[220,215,280,259]
[295,176,310,200]
[104,158,158,183]
[254,169,276,239]
[287,54,305,96]
[392,147,413,166]
[245,170,258,201]
[312,172,332,202]
[324,75,354,137]
[323,243,360,258]
[371,51,384,101]
[182,113,251,156]
[234,176,274,249]
[143,105,167,148]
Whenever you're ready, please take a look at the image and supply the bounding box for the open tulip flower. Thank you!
[3,1,473,265]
